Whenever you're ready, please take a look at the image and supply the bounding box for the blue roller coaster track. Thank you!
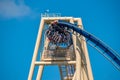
[51,20,120,71]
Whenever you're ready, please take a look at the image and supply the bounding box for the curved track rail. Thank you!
[52,21,120,70]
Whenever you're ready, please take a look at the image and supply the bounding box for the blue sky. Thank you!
[0,0,120,80]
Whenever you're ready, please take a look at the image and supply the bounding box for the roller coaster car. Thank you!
[46,23,72,47]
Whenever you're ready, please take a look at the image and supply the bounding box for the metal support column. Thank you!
[36,39,49,80]
[28,18,44,80]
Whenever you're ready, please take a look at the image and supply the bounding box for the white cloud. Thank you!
[0,0,32,19]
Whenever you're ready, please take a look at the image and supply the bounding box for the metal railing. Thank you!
[41,13,61,17]
[41,49,75,60]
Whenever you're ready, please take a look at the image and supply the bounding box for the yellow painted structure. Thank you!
[28,17,93,80]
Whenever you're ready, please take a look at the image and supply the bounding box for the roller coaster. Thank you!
[28,17,120,80]
[50,20,120,70]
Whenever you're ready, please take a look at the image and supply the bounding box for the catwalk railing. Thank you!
[41,49,75,61]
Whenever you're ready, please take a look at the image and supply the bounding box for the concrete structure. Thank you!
[28,17,93,80]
